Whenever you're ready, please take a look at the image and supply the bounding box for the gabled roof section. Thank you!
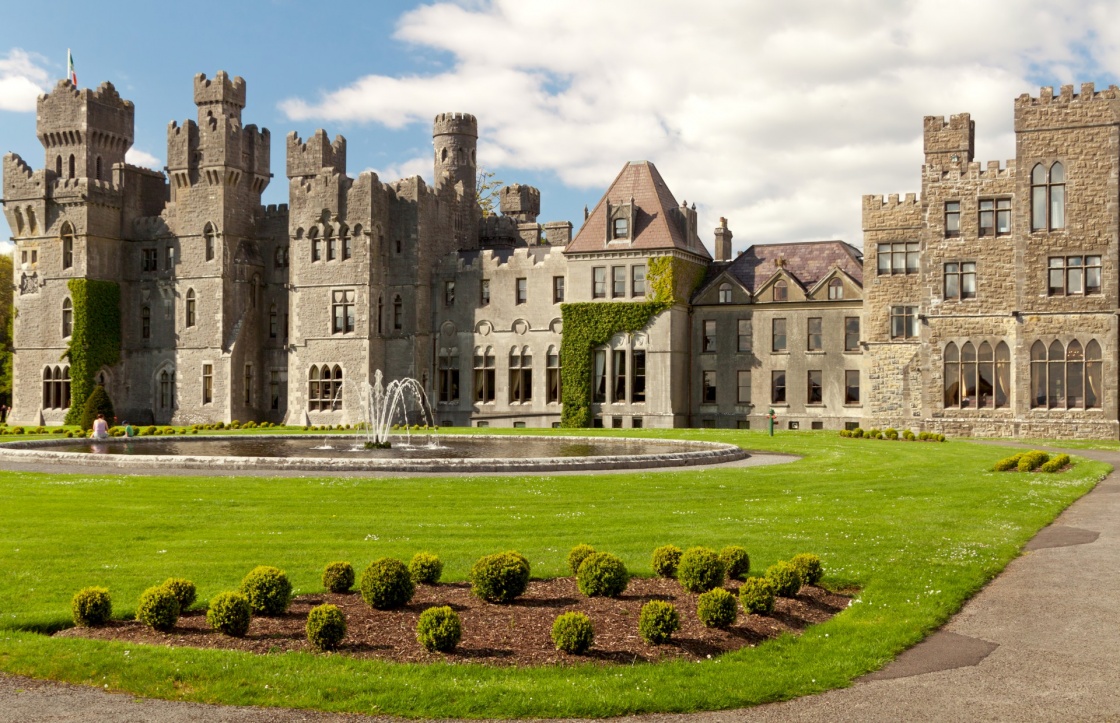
[725,240,863,294]
[565,161,711,258]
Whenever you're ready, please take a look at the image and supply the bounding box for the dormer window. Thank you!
[613,218,629,239]
[773,280,788,302]
[718,283,732,303]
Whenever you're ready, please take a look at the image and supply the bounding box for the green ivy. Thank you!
[647,255,707,304]
[559,301,668,428]
[64,279,121,425]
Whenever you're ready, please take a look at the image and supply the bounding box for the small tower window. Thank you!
[55,156,62,177]
[68,154,75,179]
[393,295,403,330]
[142,305,151,339]
[613,217,629,239]
[204,223,216,261]
[95,156,102,181]
[61,298,73,338]
[185,289,196,328]
[61,224,74,270]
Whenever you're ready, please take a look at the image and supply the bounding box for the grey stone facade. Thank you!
[3,71,1118,438]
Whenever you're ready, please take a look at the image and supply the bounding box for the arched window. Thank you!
[828,278,844,300]
[61,366,71,409]
[141,305,151,339]
[547,346,562,403]
[1031,162,1066,231]
[185,289,196,328]
[159,369,174,410]
[718,283,732,303]
[393,295,403,330]
[55,156,62,177]
[509,347,531,404]
[976,342,994,408]
[308,365,321,411]
[68,154,75,179]
[340,224,351,261]
[61,298,73,338]
[995,342,1010,408]
[773,280,787,302]
[42,366,70,409]
[943,343,959,408]
[1066,340,1084,409]
[1086,340,1102,409]
[330,365,343,410]
[204,223,216,261]
[438,347,460,403]
[960,342,977,408]
[269,303,278,338]
[42,366,54,409]
[1030,341,1047,408]
[61,223,74,269]
[325,226,336,261]
[474,346,495,403]
[1047,340,1065,408]
[309,228,321,262]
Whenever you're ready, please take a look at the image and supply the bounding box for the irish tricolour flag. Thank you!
[67,49,77,86]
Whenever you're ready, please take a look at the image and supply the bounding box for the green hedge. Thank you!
[64,279,120,425]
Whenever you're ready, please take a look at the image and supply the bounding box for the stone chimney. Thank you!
[714,217,733,261]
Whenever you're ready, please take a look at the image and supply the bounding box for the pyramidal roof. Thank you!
[565,161,711,258]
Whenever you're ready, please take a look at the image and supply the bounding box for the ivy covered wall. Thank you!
[64,278,121,425]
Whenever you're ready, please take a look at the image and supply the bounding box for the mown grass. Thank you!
[0,429,1108,718]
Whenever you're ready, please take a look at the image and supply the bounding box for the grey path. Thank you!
[1,444,1117,722]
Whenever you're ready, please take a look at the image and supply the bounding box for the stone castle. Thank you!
[1,71,1115,438]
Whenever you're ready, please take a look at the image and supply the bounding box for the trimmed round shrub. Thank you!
[677,546,726,593]
[567,544,596,576]
[719,545,750,580]
[696,587,738,628]
[902,429,916,441]
[416,606,462,653]
[71,587,112,627]
[409,552,443,585]
[576,552,629,597]
[739,576,777,615]
[993,453,1023,472]
[470,551,530,604]
[79,384,115,431]
[322,561,355,593]
[1040,453,1072,473]
[1018,450,1050,472]
[551,612,594,654]
[884,427,899,440]
[161,578,196,611]
[239,566,293,616]
[306,603,347,650]
[136,585,180,632]
[207,591,252,637]
[766,561,803,598]
[651,544,682,578]
[851,428,864,438]
[790,553,824,585]
[359,558,415,610]
[639,600,680,645]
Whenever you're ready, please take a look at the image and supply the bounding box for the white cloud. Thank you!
[280,0,1120,250]
[125,148,162,170]
[0,49,50,112]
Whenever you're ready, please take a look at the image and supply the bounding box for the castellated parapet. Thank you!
[1014,83,1120,131]
[36,80,134,182]
[433,112,478,138]
[193,71,246,113]
[923,113,974,167]
[287,130,347,178]
[499,184,540,223]
[862,192,922,231]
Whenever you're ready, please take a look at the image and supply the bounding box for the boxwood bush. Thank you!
[551,611,594,654]
[1040,453,1072,473]
[1018,450,1050,472]
[161,578,196,611]
[240,566,293,616]
[409,552,443,585]
[206,591,251,637]
[416,606,462,653]
[306,603,347,651]
[651,544,682,578]
[719,545,750,580]
[677,546,726,593]
[638,600,680,644]
[696,587,738,628]
[322,561,355,593]
[789,553,823,585]
[359,558,415,609]
[470,551,531,604]
[766,560,803,598]
[576,552,629,597]
[739,576,777,614]
[136,585,180,631]
[71,587,112,627]
[567,544,596,576]
[993,453,1024,472]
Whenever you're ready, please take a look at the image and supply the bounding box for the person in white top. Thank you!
[91,414,109,440]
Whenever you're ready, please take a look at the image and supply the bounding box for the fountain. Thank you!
[359,370,436,449]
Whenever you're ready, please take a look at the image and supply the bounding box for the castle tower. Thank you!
[923,113,974,168]
[433,113,477,199]
[36,79,134,183]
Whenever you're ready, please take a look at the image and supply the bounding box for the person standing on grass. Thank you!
[91,413,109,440]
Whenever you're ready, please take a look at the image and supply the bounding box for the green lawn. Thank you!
[0,429,1108,718]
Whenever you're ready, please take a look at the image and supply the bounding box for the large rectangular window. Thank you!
[890,306,919,340]
[331,290,355,334]
[807,370,823,404]
[844,317,860,351]
[631,350,646,403]
[547,348,561,403]
[845,370,860,404]
[737,370,751,404]
[979,198,1011,236]
[474,349,495,403]
[737,319,751,352]
[592,267,606,298]
[944,201,960,238]
[1049,256,1101,296]
[439,351,460,403]
[944,262,977,300]
[202,364,213,404]
[772,318,787,352]
[877,242,919,275]
[142,248,158,272]
[553,276,565,304]
[593,349,607,402]
[703,320,717,352]
[509,349,532,403]
[631,265,646,296]
[771,370,786,404]
[702,370,717,403]
[515,277,527,305]
[807,318,822,351]
[612,350,627,401]
[611,266,626,298]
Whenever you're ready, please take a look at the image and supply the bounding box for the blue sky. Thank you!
[2,1,1120,255]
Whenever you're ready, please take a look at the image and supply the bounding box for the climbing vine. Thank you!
[647,255,707,305]
[64,278,121,425]
[559,301,668,428]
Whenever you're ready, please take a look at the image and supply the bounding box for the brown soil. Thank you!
[56,577,851,666]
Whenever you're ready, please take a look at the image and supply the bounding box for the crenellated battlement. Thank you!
[4,153,34,181]
[194,71,246,109]
[930,159,1016,183]
[864,192,920,210]
[1015,82,1120,106]
[132,215,171,240]
[499,183,540,223]
[286,130,346,179]
[924,113,974,166]
[263,203,289,219]
[433,112,478,138]
[863,192,922,231]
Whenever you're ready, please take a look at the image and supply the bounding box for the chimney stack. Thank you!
[714,217,733,261]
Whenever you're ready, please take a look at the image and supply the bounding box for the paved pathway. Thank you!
[1,444,1117,722]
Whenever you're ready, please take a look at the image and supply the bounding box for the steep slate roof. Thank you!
[565,161,711,258]
[724,240,863,294]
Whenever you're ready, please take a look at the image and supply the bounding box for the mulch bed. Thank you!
[56,577,851,666]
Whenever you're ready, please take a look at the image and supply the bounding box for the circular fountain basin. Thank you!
[0,434,748,473]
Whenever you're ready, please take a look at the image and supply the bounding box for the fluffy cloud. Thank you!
[284,1,1119,251]
[125,148,162,170]
[0,49,50,112]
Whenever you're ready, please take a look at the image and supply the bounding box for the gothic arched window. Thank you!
[773,280,787,302]
[61,298,73,338]
[61,223,74,270]
[718,283,732,303]
[1031,162,1066,231]
[185,289,196,328]
[828,278,844,300]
